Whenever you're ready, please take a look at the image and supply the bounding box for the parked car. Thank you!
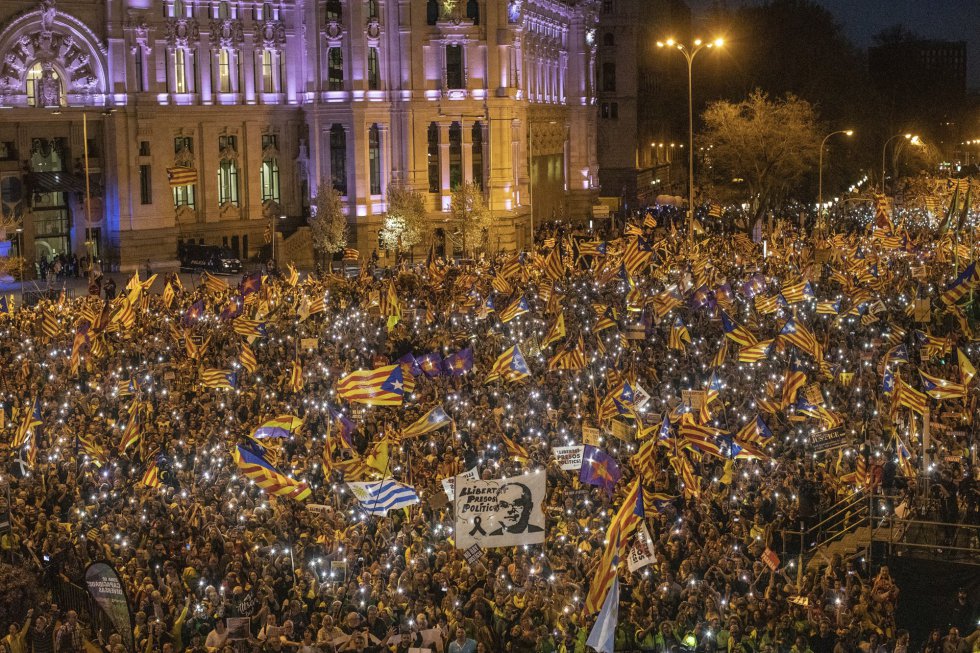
[178,243,242,274]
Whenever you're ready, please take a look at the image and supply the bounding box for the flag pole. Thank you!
[367,436,394,517]
[83,113,93,258]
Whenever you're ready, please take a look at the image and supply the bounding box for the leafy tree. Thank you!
[307,182,347,269]
[0,563,40,627]
[379,185,428,255]
[700,90,820,224]
[447,182,492,256]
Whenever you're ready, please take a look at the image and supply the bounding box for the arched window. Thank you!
[366,0,379,20]
[173,0,186,17]
[329,124,347,195]
[471,122,483,190]
[466,0,479,23]
[26,63,63,108]
[217,1,231,19]
[325,0,342,21]
[448,122,462,189]
[368,124,381,195]
[427,123,439,193]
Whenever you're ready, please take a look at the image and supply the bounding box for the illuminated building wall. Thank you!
[0,0,598,269]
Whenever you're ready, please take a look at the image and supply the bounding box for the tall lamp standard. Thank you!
[271,214,286,268]
[656,36,724,244]
[881,133,918,192]
[817,129,853,233]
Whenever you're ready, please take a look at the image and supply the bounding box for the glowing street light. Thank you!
[881,133,920,192]
[817,129,854,233]
[656,37,725,244]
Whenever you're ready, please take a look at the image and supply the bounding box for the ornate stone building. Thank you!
[0,0,598,270]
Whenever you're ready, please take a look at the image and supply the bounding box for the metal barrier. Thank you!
[51,577,119,643]
[22,287,75,307]
[871,511,980,565]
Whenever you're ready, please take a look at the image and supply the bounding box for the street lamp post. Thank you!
[657,37,723,244]
[16,227,23,299]
[271,214,286,269]
[881,133,917,193]
[817,129,853,233]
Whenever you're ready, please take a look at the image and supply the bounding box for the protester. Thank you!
[0,201,978,653]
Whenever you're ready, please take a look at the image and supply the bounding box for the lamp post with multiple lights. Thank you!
[817,129,853,232]
[881,133,920,192]
[656,36,724,244]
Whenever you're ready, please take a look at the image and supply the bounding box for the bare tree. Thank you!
[447,182,492,257]
[700,90,821,226]
[307,182,348,271]
[379,185,428,258]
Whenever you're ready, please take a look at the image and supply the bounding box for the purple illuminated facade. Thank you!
[0,0,599,270]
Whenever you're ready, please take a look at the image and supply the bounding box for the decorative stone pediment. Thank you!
[0,0,106,98]
[126,15,151,55]
[218,202,241,220]
[209,18,244,49]
[256,20,285,51]
[165,18,199,49]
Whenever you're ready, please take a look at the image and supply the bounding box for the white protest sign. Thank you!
[440,466,479,502]
[552,445,585,470]
[627,521,657,572]
[634,383,651,412]
[455,471,546,549]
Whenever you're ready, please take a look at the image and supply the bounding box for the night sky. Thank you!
[688,0,980,88]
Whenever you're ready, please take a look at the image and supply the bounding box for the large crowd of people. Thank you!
[0,205,978,653]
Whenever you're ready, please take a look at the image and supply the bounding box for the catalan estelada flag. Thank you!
[233,318,267,338]
[918,370,967,400]
[736,415,773,446]
[343,247,360,261]
[584,478,643,614]
[288,359,304,392]
[958,348,976,385]
[400,406,451,439]
[941,261,979,306]
[781,358,807,408]
[336,364,405,405]
[140,461,163,488]
[118,415,141,454]
[541,312,566,349]
[202,368,237,390]
[485,345,531,383]
[779,317,815,351]
[240,342,257,374]
[894,377,927,416]
[232,443,310,501]
[166,167,198,187]
[720,310,757,346]
[12,399,42,449]
[499,296,530,323]
[668,316,690,351]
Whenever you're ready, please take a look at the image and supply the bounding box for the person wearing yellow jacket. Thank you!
[2,610,34,653]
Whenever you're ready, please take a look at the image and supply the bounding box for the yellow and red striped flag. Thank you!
[336,364,405,405]
[584,478,643,614]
